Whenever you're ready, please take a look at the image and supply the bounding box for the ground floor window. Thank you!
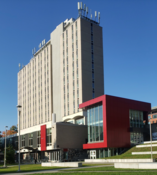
[46,128,52,146]
[37,131,40,147]
[130,132,143,144]
[29,133,33,147]
[21,135,25,147]
[75,118,84,125]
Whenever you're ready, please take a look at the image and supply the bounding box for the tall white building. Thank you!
[17,4,104,161]
[18,16,104,130]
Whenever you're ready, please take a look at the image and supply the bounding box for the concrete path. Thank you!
[0,164,113,175]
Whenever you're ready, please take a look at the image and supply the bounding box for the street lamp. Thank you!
[0,131,1,151]
[4,126,8,167]
[17,105,22,172]
[149,120,153,160]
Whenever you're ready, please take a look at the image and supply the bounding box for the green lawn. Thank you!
[0,163,112,174]
[82,163,113,167]
[0,163,18,167]
[0,164,66,174]
[103,145,157,159]
[64,166,157,172]
[29,172,157,175]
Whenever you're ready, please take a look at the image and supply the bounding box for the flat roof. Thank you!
[152,106,157,110]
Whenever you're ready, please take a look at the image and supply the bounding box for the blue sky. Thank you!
[0,0,157,131]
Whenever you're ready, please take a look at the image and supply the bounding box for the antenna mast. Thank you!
[18,63,21,71]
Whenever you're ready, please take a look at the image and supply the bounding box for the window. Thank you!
[29,133,33,147]
[76,118,84,125]
[87,103,103,143]
[148,115,151,119]
[153,115,157,119]
[46,128,52,146]
[75,21,77,30]
[37,131,41,147]
[130,132,143,144]
[91,23,93,33]
[22,135,25,147]
[129,110,144,128]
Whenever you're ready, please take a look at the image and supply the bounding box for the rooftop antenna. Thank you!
[34,47,36,54]
[18,63,21,71]
[86,6,88,17]
[98,12,100,24]
[90,9,92,19]
[43,39,46,45]
[78,2,81,17]
[84,4,86,16]
[32,49,34,55]
[95,11,97,21]
[80,2,83,10]
[39,43,41,49]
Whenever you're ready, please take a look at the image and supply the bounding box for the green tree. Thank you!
[10,125,18,132]
[4,145,15,164]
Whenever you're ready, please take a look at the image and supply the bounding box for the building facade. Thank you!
[79,95,151,158]
[148,106,157,124]
[17,7,104,161]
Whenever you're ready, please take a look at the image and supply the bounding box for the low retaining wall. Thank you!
[114,162,157,169]
[132,151,157,155]
[143,141,157,144]
[136,144,157,148]
[42,162,82,167]
[85,159,154,163]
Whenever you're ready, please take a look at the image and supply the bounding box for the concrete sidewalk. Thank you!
[0,165,113,175]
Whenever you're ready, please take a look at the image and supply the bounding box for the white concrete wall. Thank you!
[18,42,52,131]
[85,159,154,163]
[132,151,157,155]
[51,23,63,122]
[143,141,157,144]
[42,162,82,167]
[114,162,157,169]
[136,144,157,148]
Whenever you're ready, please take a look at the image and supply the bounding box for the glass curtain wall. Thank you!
[130,132,143,144]
[129,110,144,128]
[87,103,103,143]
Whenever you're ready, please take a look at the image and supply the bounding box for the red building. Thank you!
[79,95,151,158]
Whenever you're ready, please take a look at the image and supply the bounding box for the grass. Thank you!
[64,166,157,172]
[102,145,157,159]
[82,163,113,167]
[0,163,18,167]
[0,163,112,174]
[0,164,66,174]
[29,173,157,175]
[142,142,157,145]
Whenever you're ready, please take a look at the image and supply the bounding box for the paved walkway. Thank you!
[0,165,113,175]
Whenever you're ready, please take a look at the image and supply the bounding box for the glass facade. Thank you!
[130,132,143,144]
[129,110,144,128]
[76,118,84,125]
[46,128,52,146]
[87,103,103,143]
[129,110,144,144]
[153,114,157,118]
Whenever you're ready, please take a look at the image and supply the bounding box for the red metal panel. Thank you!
[41,125,46,151]
[80,94,151,150]
[106,95,130,148]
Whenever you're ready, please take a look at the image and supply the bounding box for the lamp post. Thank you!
[149,120,153,160]
[4,126,8,167]
[0,131,1,151]
[17,105,22,172]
